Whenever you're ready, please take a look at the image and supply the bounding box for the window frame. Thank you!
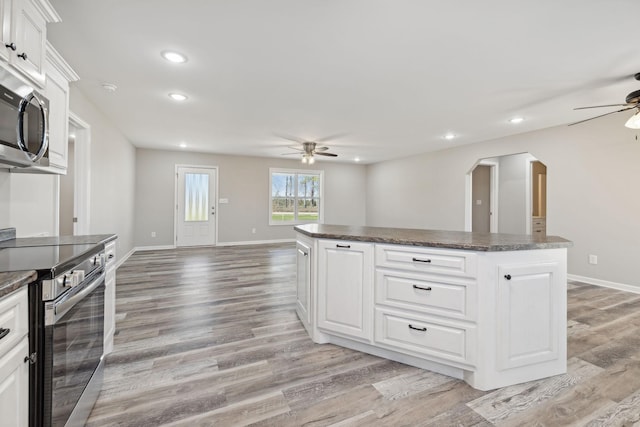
[269,168,324,226]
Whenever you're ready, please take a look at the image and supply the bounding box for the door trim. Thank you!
[465,159,499,233]
[69,111,91,235]
[174,164,219,247]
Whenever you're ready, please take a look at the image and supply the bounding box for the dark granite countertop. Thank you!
[0,234,117,248]
[294,224,572,252]
[0,270,36,299]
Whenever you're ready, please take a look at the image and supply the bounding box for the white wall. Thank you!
[134,148,367,247]
[497,152,533,234]
[0,168,58,237]
[68,86,137,257]
[366,112,640,288]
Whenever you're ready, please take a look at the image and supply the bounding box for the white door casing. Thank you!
[175,165,217,247]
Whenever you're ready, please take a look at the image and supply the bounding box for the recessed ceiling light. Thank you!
[161,51,187,63]
[443,133,456,140]
[509,117,524,124]
[168,93,188,101]
[354,157,361,162]
[179,142,187,148]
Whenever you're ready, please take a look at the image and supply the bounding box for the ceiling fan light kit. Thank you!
[625,110,640,129]
[571,72,640,127]
[278,135,339,163]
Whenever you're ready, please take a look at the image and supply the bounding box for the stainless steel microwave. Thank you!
[0,70,49,168]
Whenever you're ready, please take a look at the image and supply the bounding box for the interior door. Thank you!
[176,166,217,247]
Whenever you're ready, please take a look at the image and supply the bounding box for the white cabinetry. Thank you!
[104,240,117,354]
[295,237,312,330]
[42,42,78,173]
[374,245,477,368]
[317,240,373,342]
[495,261,563,370]
[296,230,568,391]
[0,0,60,88]
[0,287,29,427]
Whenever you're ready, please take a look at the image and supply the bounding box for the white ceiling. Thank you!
[47,0,640,164]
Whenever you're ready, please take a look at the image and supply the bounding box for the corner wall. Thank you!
[366,112,640,289]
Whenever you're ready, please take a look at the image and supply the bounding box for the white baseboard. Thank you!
[568,274,640,294]
[134,244,176,252]
[132,239,294,252]
[216,238,295,247]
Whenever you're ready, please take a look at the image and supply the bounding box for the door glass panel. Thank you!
[184,173,209,221]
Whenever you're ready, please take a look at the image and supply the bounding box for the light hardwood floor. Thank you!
[87,243,640,426]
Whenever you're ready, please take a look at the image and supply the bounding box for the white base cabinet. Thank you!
[317,240,373,342]
[104,239,117,354]
[0,287,29,427]
[296,234,567,391]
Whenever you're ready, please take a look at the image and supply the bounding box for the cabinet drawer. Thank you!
[376,269,475,320]
[376,244,476,277]
[0,287,28,358]
[374,308,473,364]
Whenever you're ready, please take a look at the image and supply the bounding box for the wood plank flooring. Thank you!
[87,243,640,426]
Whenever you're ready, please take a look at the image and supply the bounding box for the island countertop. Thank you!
[0,270,36,299]
[294,224,572,252]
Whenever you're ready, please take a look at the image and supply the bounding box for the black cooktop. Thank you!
[0,243,104,279]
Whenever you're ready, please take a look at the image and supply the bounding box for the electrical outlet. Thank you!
[588,254,597,265]
[151,231,156,238]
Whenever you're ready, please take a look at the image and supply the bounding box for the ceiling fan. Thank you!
[278,133,341,164]
[570,72,640,128]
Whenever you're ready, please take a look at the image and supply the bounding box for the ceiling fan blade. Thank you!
[568,106,636,126]
[315,132,348,142]
[287,146,304,151]
[574,103,633,110]
[314,152,338,157]
[315,146,329,151]
[274,132,305,144]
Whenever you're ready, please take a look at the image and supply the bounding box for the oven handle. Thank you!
[51,271,105,324]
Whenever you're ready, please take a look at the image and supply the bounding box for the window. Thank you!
[270,168,323,225]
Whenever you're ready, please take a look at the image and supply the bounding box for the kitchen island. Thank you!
[294,224,572,391]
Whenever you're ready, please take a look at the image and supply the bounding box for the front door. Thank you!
[176,166,217,247]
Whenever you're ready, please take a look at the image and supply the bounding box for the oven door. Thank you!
[43,270,105,427]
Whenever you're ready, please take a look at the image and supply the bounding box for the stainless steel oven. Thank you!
[43,266,105,426]
[26,245,106,427]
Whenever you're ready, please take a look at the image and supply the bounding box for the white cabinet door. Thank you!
[0,0,13,63]
[11,0,47,87]
[496,261,564,370]
[44,52,68,171]
[0,336,29,427]
[317,240,373,341]
[296,240,311,326]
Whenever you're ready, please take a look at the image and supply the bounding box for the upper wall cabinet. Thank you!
[0,0,60,88]
[43,42,78,173]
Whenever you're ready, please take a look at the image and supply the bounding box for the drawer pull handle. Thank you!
[412,257,431,263]
[336,244,351,249]
[0,328,9,340]
[412,285,432,291]
[504,274,512,280]
[408,324,427,332]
